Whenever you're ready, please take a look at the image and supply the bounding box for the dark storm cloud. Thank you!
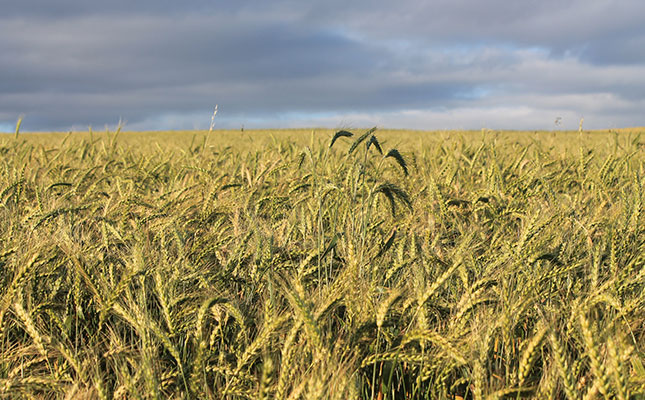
[1,0,644,131]
[0,0,228,18]
[1,16,369,92]
[0,12,388,129]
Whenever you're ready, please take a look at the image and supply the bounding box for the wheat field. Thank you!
[0,128,643,399]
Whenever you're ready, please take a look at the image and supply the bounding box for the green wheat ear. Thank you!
[329,130,353,149]
[384,149,408,175]
[348,127,377,154]
[374,182,412,215]
[366,135,383,154]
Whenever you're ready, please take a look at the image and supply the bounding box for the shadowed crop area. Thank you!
[0,128,643,399]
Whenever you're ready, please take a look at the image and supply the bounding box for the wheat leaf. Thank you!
[376,229,397,258]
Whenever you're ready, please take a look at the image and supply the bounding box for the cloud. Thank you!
[1,1,644,131]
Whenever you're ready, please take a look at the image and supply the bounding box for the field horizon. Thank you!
[8,126,645,153]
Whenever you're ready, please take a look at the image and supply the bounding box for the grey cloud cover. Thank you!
[1,0,644,131]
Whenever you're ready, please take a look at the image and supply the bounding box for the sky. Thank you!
[2,1,645,132]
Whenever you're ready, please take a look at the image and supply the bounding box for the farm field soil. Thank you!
[1,128,643,399]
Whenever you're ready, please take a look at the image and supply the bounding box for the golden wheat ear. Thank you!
[329,130,353,149]
[14,115,23,140]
